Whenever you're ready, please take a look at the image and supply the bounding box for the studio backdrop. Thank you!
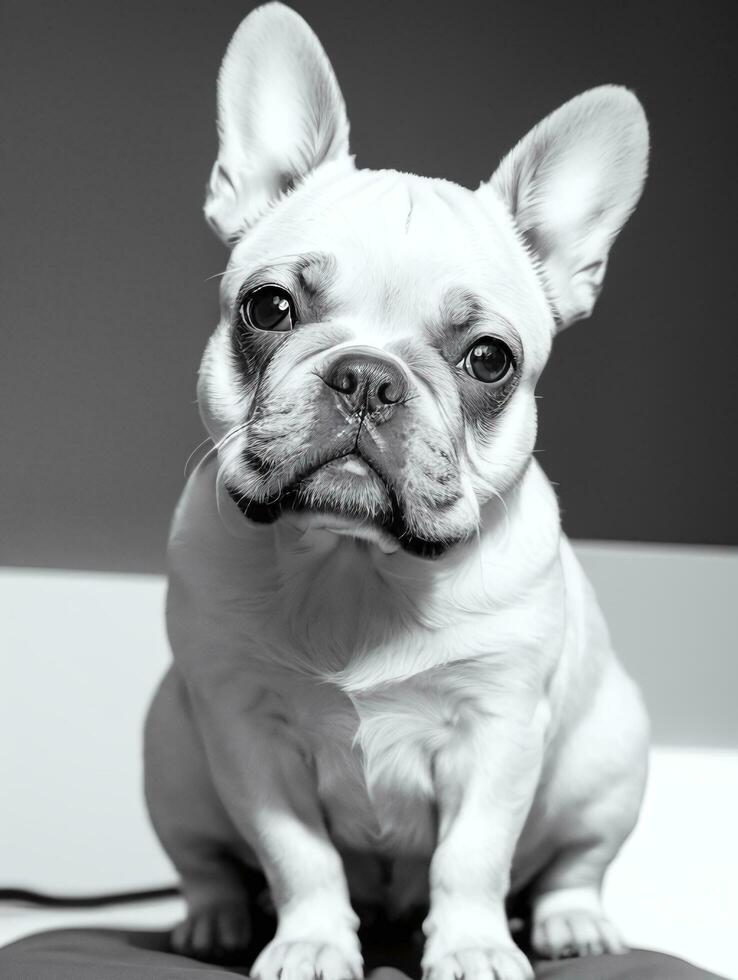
[1,0,736,573]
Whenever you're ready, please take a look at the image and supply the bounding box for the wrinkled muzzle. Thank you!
[224,346,479,557]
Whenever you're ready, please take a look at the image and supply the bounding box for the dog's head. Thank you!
[198,3,648,558]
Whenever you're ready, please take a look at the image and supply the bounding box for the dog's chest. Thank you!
[271,670,468,856]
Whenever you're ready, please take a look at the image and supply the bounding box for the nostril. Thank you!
[376,379,401,405]
[340,368,358,395]
[324,365,359,395]
[322,352,408,410]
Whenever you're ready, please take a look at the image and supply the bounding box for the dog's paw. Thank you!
[532,910,627,959]
[422,946,533,980]
[170,902,251,960]
[250,938,363,980]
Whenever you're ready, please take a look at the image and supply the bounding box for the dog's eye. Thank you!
[461,337,514,383]
[240,285,296,332]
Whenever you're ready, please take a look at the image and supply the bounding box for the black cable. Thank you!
[0,886,180,908]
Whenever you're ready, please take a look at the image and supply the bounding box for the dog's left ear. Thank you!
[482,86,649,329]
[205,2,351,243]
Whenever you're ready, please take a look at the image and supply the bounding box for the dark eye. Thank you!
[240,284,296,332]
[461,337,515,384]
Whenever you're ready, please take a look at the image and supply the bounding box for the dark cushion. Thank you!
[0,928,727,980]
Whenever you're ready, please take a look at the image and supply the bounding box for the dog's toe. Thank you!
[250,938,363,980]
[487,946,534,980]
[171,903,251,960]
[423,946,533,980]
[532,910,627,959]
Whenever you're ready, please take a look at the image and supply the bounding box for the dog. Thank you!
[144,5,650,980]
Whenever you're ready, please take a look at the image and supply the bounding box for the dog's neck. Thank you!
[272,517,476,631]
[221,460,562,686]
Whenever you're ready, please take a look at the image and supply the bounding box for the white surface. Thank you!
[606,747,738,978]
[576,541,737,747]
[0,896,185,950]
[0,568,174,893]
[1,555,737,977]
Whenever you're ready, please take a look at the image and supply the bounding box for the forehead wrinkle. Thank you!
[224,251,304,285]
[439,287,488,328]
[431,286,521,354]
[226,251,333,287]
[345,173,420,238]
[297,252,336,293]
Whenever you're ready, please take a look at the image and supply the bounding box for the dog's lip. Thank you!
[243,447,375,482]
[227,448,391,522]
[225,452,457,559]
[317,451,391,492]
[326,454,372,477]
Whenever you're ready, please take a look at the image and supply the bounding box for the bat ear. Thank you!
[482,86,649,330]
[205,3,351,244]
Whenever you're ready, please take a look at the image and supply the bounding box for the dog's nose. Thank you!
[323,352,409,415]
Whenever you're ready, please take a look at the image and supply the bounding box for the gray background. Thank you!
[1,0,736,573]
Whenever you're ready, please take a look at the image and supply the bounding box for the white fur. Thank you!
[144,7,651,980]
[486,87,649,327]
[205,3,351,242]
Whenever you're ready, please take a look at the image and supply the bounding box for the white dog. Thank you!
[144,6,650,980]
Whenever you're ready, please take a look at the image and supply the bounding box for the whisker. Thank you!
[184,437,215,478]
[214,462,231,527]
[489,487,511,546]
[214,421,250,453]
[473,521,494,606]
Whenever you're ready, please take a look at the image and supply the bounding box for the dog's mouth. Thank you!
[225,452,455,559]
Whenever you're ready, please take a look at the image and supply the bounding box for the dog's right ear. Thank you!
[205,3,351,244]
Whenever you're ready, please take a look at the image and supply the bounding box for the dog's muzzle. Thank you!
[223,348,463,558]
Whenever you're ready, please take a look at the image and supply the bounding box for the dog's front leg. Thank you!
[189,682,362,980]
[422,706,547,980]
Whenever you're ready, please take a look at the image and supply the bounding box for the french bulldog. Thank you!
[144,5,650,980]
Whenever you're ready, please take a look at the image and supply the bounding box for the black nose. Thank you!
[323,352,409,415]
